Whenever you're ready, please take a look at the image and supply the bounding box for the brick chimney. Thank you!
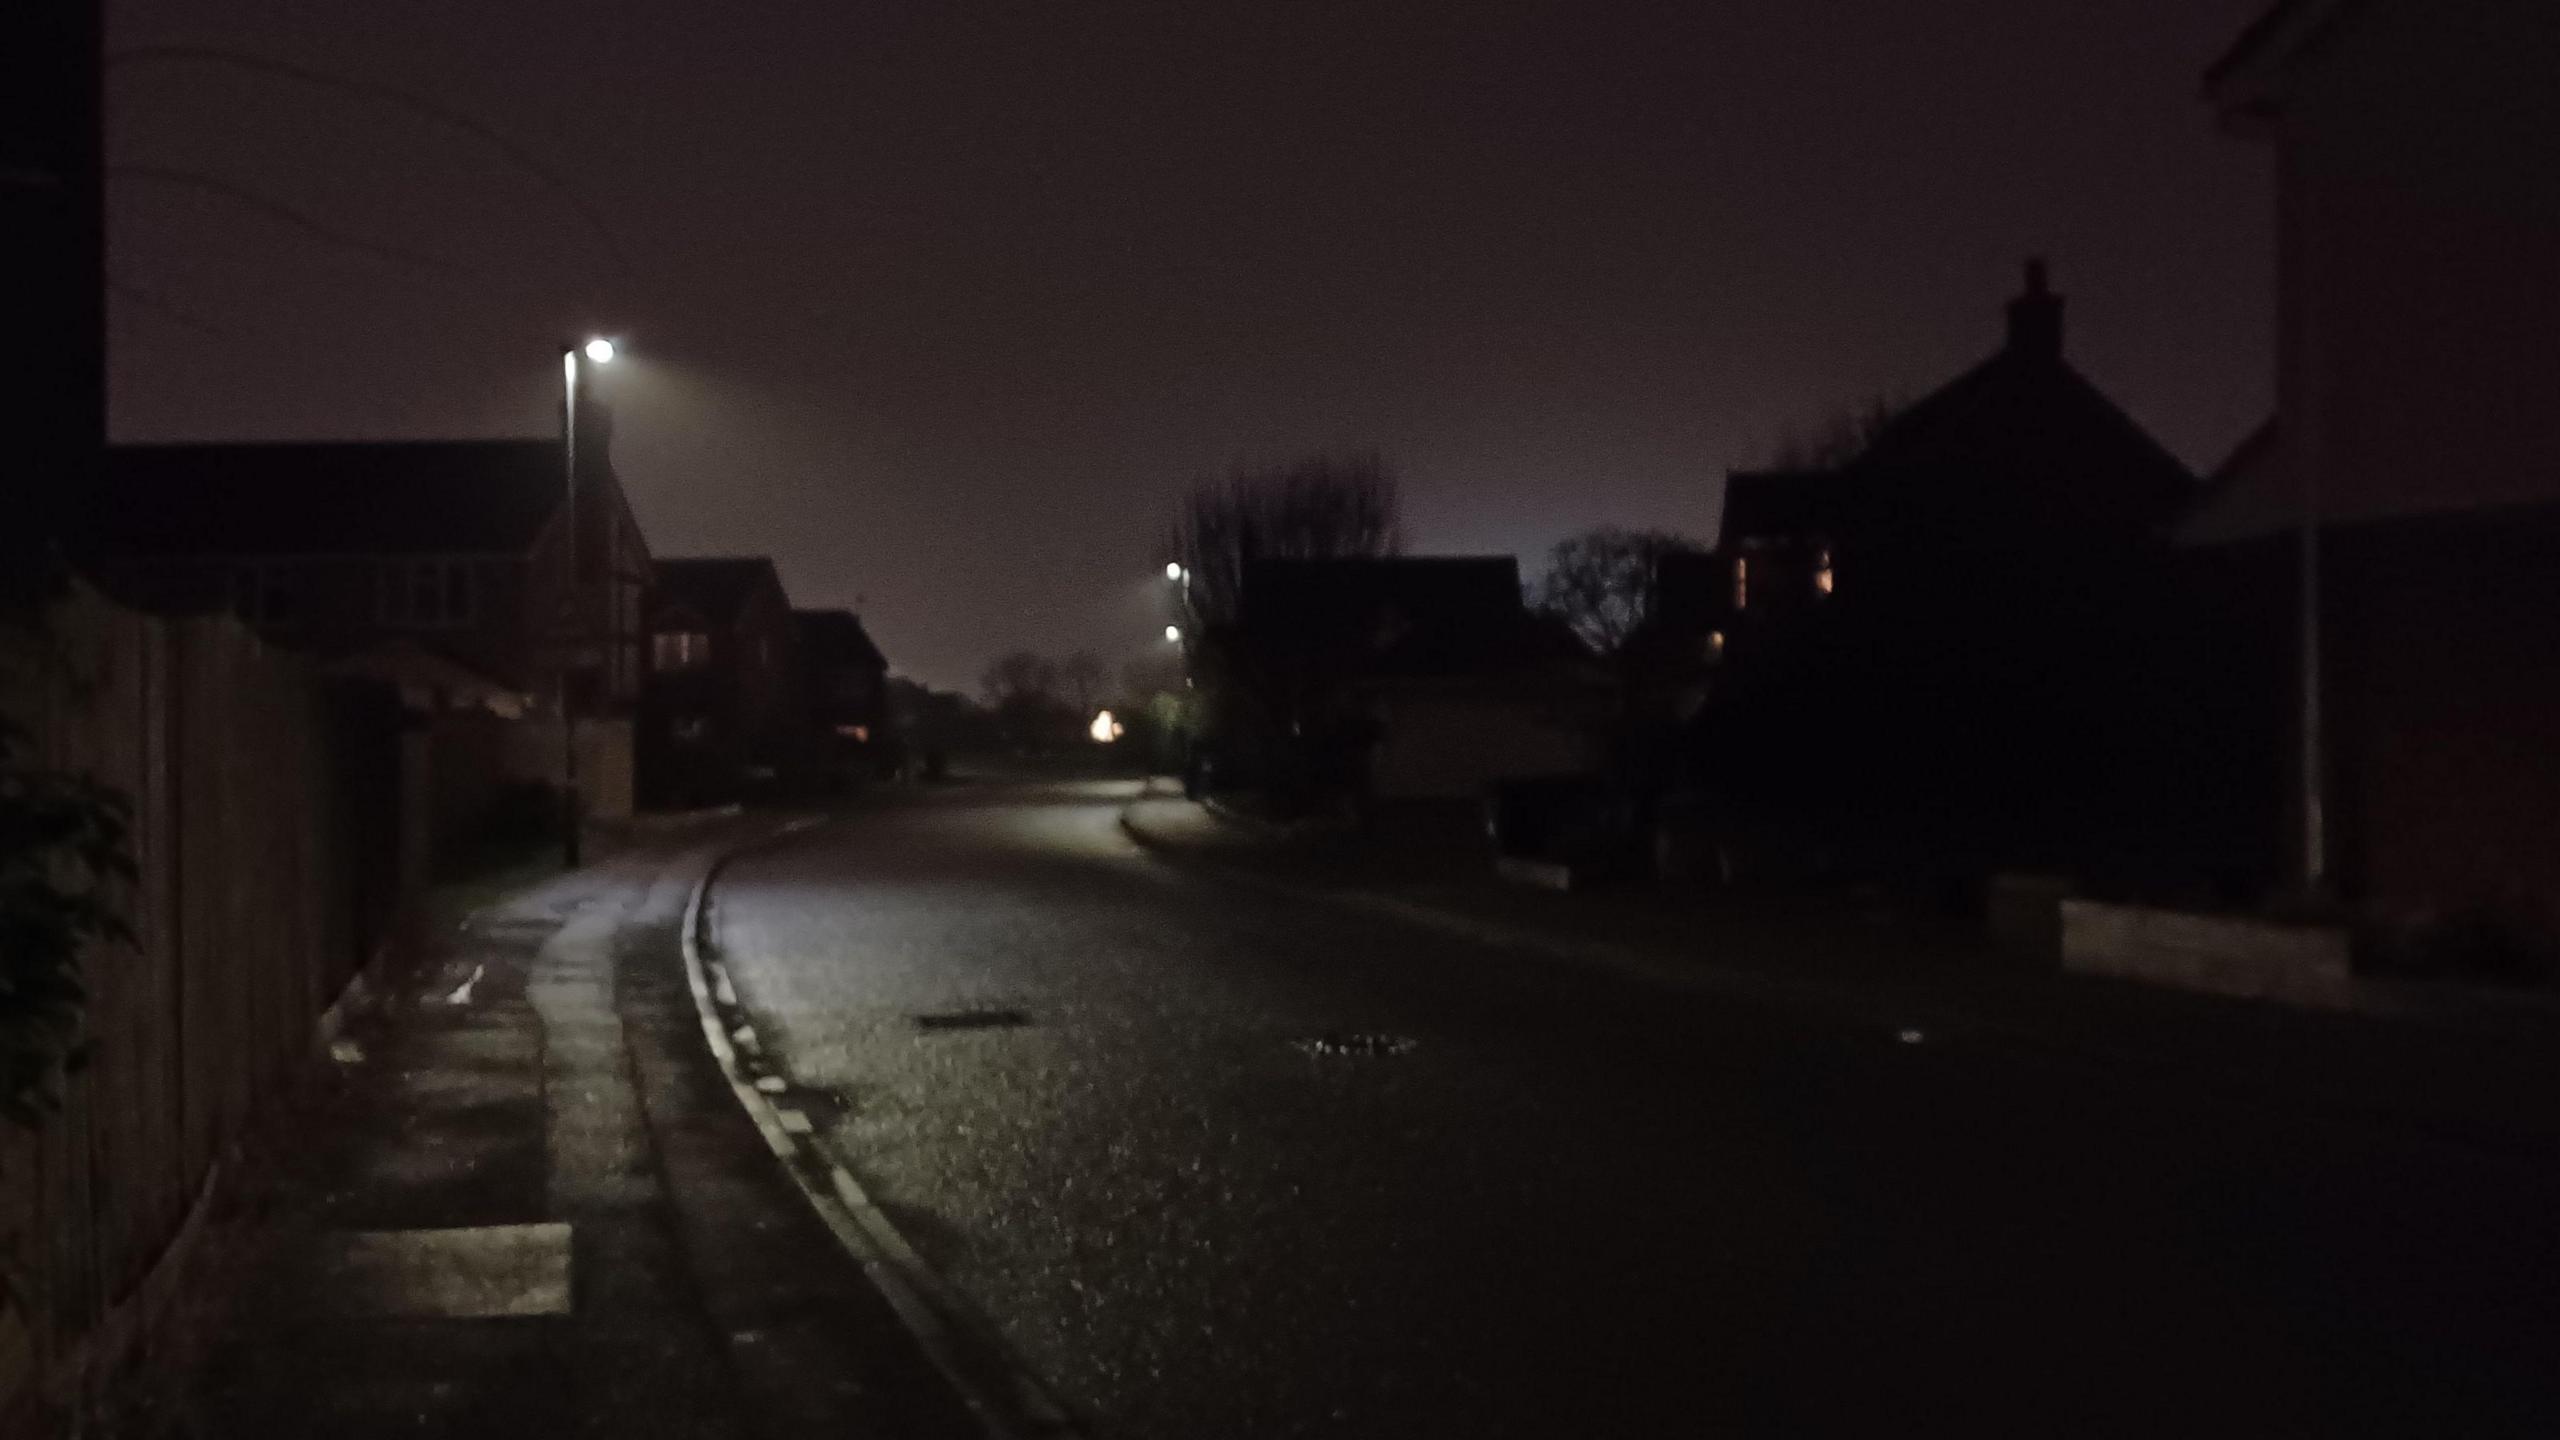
[2005,258,2064,360]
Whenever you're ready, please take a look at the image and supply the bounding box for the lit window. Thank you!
[652,631,711,671]
[1704,629,1726,661]
[1733,556,1749,611]
[1815,548,1835,596]
[835,724,871,742]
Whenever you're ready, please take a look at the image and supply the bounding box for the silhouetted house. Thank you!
[1668,264,2213,877]
[99,404,654,835]
[1614,549,1740,757]
[2182,0,2560,937]
[1235,556,1606,804]
[640,557,800,807]
[793,608,891,783]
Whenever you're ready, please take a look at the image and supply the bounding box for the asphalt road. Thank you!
[709,780,2560,1438]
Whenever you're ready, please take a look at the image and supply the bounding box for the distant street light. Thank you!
[1089,709,1121,744]
[1164,624,1182,643]
[559,336,616,867]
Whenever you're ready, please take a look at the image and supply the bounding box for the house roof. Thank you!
[1243,556,1519,634]
[793,608,887,671]
[323,638,532,717]
[1719,265,2197,551]
[651,557,790,628]
[2176,419,2291,544]
[1857,345,2195,535]
[103,440,570,557]
[1241,556,1561,677]
[1717,470,1861,549]
[2205,0,2367,123]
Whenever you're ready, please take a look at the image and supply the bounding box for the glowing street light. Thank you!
[557,335,618,866]
[1164,623,1182,643]
[1089,709,1124,744]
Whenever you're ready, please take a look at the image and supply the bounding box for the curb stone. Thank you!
[681,818,1080,1440]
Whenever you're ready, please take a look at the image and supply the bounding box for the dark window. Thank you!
[653,631,712,670]
[379,559,474,627]
[227,564,300,625]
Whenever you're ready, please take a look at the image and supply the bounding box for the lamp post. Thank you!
[560,337,613,866]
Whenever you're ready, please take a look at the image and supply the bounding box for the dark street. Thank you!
[16,3,2560,1432]
[710,782,2560,1438]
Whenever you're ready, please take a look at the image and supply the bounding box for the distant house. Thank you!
[1663,265,2217,877]
[2182,0,2560,934]
[640,557,800,807]
[99,397,653,831]
[793,608,891,783]
[1717,262,2193,583]
[1234,556,1605,805]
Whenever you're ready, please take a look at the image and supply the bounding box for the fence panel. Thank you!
[0,588,409,1425]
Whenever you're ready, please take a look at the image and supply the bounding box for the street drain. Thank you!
[912,1007,1031,1032]
[1292,1032,1419,1058]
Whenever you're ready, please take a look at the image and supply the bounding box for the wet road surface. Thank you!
[709,780,2560,1438]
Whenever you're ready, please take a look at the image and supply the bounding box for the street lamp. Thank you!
[559,336,614,866]
[1164,623,1182,643]
[1164,561,1184,582]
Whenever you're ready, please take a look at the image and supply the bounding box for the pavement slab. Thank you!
[152,826,982,1440]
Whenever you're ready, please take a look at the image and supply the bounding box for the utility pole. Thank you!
[4,0,103,580]
[561,345,583,867]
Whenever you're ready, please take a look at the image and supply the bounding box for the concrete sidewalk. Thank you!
[137,826,980,1439]
[1122,792,2560,1157]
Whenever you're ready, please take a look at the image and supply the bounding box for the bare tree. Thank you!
[979,651,1071,752]
[1764,394,1906,472]
[1533,527,1704,655]
[1059,651,1107,719]
[1119,651,1183,705]
[979,651,1059,712]
[1161,451,1403,628]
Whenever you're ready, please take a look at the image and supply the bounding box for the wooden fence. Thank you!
[0,586,409,1426]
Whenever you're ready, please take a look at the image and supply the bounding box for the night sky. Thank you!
[106,0,2271,692]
